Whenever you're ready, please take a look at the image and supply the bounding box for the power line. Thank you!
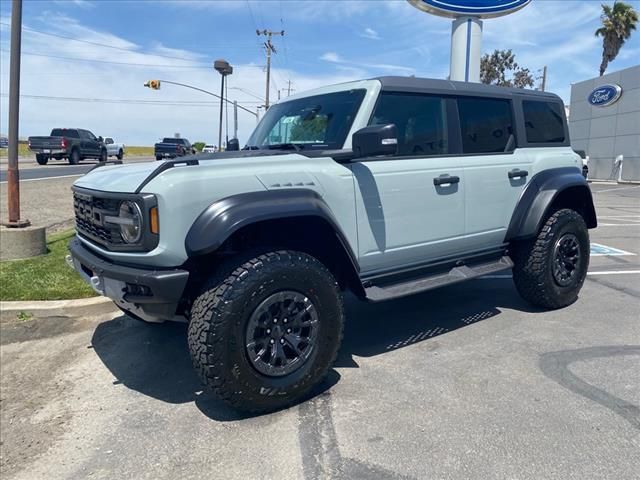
[0,22,195,62]
[0,49,211,68]
[0,93,262,106]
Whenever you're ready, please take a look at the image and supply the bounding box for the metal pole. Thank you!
[218,74,225,150]
[5,0,28,228]
[541,65,547,92]
[233,101,238,139]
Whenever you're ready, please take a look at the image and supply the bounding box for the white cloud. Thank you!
[320,52,342,63]
[360,27,381,40]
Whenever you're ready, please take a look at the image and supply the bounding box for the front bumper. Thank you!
[68,238,189,322]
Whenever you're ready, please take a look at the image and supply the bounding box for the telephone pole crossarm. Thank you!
[257,29,284,109]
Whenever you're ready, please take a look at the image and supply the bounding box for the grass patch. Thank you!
[0,230,96,301]
[0,144,30,157]
[124,146,154,156]
[0,145,154,157]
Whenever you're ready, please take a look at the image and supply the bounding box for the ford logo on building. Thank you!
[587,84,622,107]
[407,0,532,19]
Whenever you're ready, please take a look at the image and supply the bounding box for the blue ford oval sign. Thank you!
[407,0,532,19]
[587,84,622,107]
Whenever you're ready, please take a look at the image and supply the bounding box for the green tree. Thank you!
[480,49,534,89]
[595,1,638,76]
[290,116,328,142]
[192,141,205,152]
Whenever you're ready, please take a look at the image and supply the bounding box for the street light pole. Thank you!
[214,59,233,150]
[4,0,29,228]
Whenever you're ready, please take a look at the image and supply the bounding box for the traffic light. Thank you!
[144,80,161,90]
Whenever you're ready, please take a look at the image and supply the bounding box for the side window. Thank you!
[78,130,89,140]
[523,100,565,143]
[458,97,514,154]
[370,92,449,156]
[67,130,80,139]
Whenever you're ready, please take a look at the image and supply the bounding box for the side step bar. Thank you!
[364,256,514,302]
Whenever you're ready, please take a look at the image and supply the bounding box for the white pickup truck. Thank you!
[104,137,125,160]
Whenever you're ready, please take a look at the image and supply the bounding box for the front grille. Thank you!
[73,192,123,248]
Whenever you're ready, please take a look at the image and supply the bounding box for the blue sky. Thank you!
[1,0,639,145]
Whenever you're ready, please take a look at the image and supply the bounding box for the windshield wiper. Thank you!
[266,143,304,152]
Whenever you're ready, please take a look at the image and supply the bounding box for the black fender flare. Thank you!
[185,189,360,272]
[505,167,597,242]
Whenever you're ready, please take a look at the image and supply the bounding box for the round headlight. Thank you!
[119,201,143,244]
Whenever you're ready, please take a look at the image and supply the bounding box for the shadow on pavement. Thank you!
[91,278,536,421]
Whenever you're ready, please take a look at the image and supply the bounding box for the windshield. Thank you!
[246,89,366,150]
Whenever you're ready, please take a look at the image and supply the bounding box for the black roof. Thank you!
[373,76,562,102]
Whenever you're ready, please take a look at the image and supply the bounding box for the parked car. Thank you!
[154,137,195,160]
[68,76,596,413]
[104,137,125,160]
[0,137,8,148]
[574,149,589,179]
[202,144,217,153]
[28,128,107,165]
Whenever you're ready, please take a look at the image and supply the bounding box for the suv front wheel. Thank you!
[188,250,344,413]
[512,208,589,309]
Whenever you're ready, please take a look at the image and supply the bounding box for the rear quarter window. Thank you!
[523,100,565,143]
[457,97,514,154]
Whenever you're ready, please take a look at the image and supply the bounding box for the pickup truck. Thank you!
[154,137,195,161]
[28,128,107,165]
[104,137,125,160]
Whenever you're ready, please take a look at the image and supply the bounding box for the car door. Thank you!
[456,97,533,252]
[351,92,467,274]
[78,130,93,157]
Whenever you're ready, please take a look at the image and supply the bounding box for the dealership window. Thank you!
[370,92,449,156]
[457,97,514,154]
[523,100,565,143]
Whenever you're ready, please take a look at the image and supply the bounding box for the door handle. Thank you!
[508,169,528,179]
[433,175,460,186]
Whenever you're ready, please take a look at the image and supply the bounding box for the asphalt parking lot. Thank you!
[1,183,639,480]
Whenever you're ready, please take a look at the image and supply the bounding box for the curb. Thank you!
[0,296,118,323]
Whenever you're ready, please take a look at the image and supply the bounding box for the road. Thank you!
[1,184,639,480]
[0,157,154,183]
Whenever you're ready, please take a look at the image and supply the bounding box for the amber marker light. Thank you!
[150,207,159,234]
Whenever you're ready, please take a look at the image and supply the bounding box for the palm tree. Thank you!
[595,1,639,76]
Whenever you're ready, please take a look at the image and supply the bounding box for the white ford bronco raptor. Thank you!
[68,77,597,412]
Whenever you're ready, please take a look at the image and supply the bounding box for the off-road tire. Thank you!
[188,250,344,413]
[35,154,48,165]
[155,155,162,161]
[512,208,589,309]
[68,148,80,165]
[117,149,124,160]
[99,148,108,163]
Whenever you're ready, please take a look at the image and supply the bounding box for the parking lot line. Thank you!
[481,270,640,279]
[598,223,640,226]
[593,185,640,194]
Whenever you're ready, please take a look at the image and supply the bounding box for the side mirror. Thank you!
[227,138,240,151]
[352,124,398,159]
[98,136,104,142]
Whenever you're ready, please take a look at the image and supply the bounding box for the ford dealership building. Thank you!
[568,65,640,182]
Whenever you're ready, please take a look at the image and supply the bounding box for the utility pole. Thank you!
[541,65,547,92]
[5,0,28,228]
[286,79,294,97]
[256,29,284,109]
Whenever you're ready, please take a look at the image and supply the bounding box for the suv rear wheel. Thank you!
[188,250,344,413]
[512,208,589,309]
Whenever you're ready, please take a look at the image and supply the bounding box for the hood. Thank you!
[74,161,161,193]
[73,150,298,193]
